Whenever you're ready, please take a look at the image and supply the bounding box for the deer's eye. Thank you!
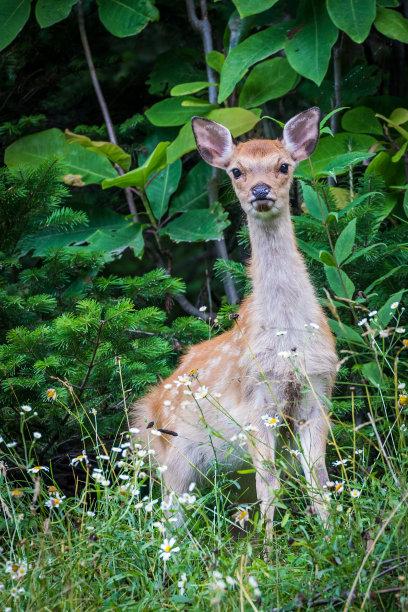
[279,163,289,174]
[232,168,242,178]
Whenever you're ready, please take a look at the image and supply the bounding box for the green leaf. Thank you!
[239,57,297,108]
[296,132,377,179]
[181,97,215,108]
[365,152,406,187]
[0,0,31,52]
[35,0,78,28]
[392,141,408,163]
[404,189,408,218]
[341,106,383,135]
[300,182,329,221]
[5,128,118,184]
[325,267,355,299]
[145,96,217,127]
[146,160,182,220]
[65,130,131,171]
[170,82,215,96]
[326,0,375,43]
[218,22,291,103]
[170,162,212,213]
[374,6,408,43]
[17,202,143,259]
[345,243,385,264]
[337,191,380,218]
[97,0,159,37]
[296,238,322,262]
[319,250,337,267]
[102,141,169,190]
[231,0,278,18]
[160,203,229,242]
[365,266,406,293]
[328,319,365,345]
[321,152,375,178]
[375,290,407,328]
[334,218,356,264]
[285,0,338,86]
[361,361,385,389]
[389,108,408,125]
[166,107,260,164]
[206,51,224,74]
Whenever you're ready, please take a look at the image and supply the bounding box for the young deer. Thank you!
[132,107,338,531]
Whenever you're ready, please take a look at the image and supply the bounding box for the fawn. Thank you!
[132,107,338,531]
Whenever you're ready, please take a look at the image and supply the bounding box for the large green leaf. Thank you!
[218,22,292,103]
[295,132,376,179]
[325,267,355,299]
[65,130,131,171]
[166,108,260,164]
[0,0,30,52]
[334,218,356,264]
[145,96,217,127]
[362,361,385,389]
[170,162,212,213]
[35,0,78,28]
[374,6,408,43]
[285,0,338,86]
[5,128,118,184]
[146,160,182,220]
[320,151,375,178]
[102,142,169,190]
[97,0,159,37]
[341,106,383,135]
[160,203,229,242]
[300,182,329,221]
[231,0,278,18]
[326,0,376,43]
[328,319,365,345]
[170,82,215,96]
[365,151,406,187]
[239,57,297,108]
[206,51,225,74]
[18,202,143,259]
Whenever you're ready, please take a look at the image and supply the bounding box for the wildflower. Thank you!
[111,447,121,453]
[101,479,110,486]
[163,400,172,407]
[188,482,196,492]
[119,474,130,480]
[334,481,344,493]
[96,454,109,460]
[33,432,42,439]
[238,433,247,445]
[147,448,156,455]
[398,394,408,406]
[368,310,377,317]
[178,572,187,595]
[357,318,367,326]
[70,454,89,466]
[233,507,249,528]
[214,392,222,399]
[309,323,320,329]
[243,424,258,432]
[325,481,334,488]
[6,442,17,448]
[398,382,406,389]
[174,375,191,387]
[153,521,166,534]
[396,327,406,334]
[129,427,140,434]
[400,424,407,432]
[226,576,237,586]
[0,437,3,443]
[278,350,291,358]
[276,330,287,336]
[183,389,193,396]
[261,414,280,428]
[164,383,172,390]
[248,576,258,588]
[178,493,196,505]
[403,339,408,348]
[336,504,343,512]
[289,449,301,457]
[332,458,348,466]
[322,492,331,502]
[135,502,143,510]
[355,449,364,455]
[46,388,57,401]
[150,429,161,437]
[199,305,207,312]
[121,442,131,448]
[45,495,65,509]
[87,511,96,517]
[27,466,49,473]
[157,465,168,474]
[11,489,23,498]
[350,489,361,498]
[194,385,208,399]
[6,561,27,580]
[21,405,32,412]
[159,538,180,561]
[391,301,399,309]
[145,499,158,512]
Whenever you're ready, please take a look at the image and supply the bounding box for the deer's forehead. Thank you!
[231,139,290,168]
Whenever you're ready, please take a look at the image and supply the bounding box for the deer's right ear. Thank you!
[191,117,235,168]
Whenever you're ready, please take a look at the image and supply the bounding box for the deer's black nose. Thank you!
[251,183,271,199]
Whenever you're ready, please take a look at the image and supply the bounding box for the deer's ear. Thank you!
[282,107,320,163]
[191,117,235,168]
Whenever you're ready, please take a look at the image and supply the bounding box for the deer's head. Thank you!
[192,108,320,220]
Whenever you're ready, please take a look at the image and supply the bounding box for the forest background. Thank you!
[0,0,408,609]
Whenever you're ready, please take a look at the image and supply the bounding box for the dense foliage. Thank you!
[0,0,408,609]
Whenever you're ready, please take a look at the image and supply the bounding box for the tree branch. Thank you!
[77,0,138,221]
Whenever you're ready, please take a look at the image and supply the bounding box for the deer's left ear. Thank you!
[191,117,235,168]
[282,107,320,163]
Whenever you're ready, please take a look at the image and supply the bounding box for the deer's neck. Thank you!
[246,204,318,330]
